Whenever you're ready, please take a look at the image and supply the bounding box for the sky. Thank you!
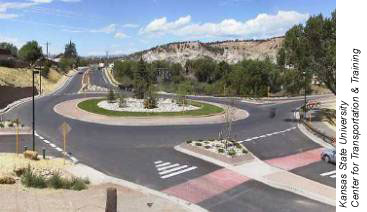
[0,0,336,56]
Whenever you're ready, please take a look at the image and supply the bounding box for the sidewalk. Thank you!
[175,145,336,206]
[0,183,192,212]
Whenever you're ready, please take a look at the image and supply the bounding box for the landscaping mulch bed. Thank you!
[180,143,254,166]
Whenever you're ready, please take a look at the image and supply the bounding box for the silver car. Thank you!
[321,148,336,164]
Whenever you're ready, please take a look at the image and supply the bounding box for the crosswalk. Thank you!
[320,170,336,178]
[154,160,197,179]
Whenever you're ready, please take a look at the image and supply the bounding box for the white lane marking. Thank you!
[156,162,171,168]
[35,132,39,137]
[159,165,188,175]
[154,161,162,164]
[38,136,44,140]
[320,170,336,176]
[161,167,197,179]
[330,175,336,178]
[55,147,63,152]
[238,127,296,144]
[70,157,78,163]
[157,163,180,171]
[50,143,56,148]
[43,140,50,144]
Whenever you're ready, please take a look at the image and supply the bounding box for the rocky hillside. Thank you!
[128,36,284,65]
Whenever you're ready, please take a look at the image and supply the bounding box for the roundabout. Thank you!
[53,97,249,126]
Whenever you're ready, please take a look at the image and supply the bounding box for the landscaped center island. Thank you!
[77,98,224,117]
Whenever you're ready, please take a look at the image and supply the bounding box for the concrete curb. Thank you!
[175,145,336,206]
[294,110,334,149]
[66,163,207,212]
[53,97,249,126]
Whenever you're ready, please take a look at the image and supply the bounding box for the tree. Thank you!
[134,58,149,99]
[64,41,78,59]
[0,42,18,57]
[18,41,43,64]
[278,10,336,95]
[107,88,116,103]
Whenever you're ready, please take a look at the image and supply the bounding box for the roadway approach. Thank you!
[1,67,336,212]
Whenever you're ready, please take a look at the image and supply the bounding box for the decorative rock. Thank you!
[23,150,38,160]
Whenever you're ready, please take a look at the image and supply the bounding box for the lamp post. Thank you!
[31,58,42,152]
[303,71,307,119]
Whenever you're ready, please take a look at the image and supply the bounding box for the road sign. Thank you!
[58,122,71,161]
[58,122,71,135]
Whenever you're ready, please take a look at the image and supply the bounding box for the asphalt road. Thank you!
[1,67,335,211]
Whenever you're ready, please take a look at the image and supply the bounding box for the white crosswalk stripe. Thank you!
[320,170,336,179]
[154,160,197,179]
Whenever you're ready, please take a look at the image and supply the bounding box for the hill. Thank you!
[128,36,284,65]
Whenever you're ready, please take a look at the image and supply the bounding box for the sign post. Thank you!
[58,122,71,163]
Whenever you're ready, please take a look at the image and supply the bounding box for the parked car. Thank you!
[321,148,336,164]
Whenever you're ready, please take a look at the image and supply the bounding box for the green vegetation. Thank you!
[107,88,116,103]
[0,42,18,57]
[278,10,336,95]
[20,166,88,190]
[18,41,43,64]
[77,98,223,117]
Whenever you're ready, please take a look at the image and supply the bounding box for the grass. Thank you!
[21,166,88,190]
[78,98,224,117]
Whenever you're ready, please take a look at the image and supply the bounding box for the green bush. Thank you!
[228,149,236,156]
[242,149,248,154]
[0,123,4,128]
[204,145,211,149]
[21,166,47,188]
[195,142,202,146]
[47,173,65,189]
[20,166,87,190]
[186,140,192,144]
[218,148,224,153]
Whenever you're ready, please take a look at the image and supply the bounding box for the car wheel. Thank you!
[323,155,330,163]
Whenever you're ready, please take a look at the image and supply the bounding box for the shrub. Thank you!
[21,166,47,188]
[195,142,202,146]
[242,149,248,154]
[8,122,14,128]
[47,173,65,189]
[0,176,16,184]
[228,149,236,156]
[71,178,87,191]
[0,123,4,128]
[204,145,211,149]
[186,140,192,144]
[144,96,157,109]
[218,148,224,153]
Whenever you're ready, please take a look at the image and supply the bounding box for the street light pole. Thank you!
[32,68,35,151]
[303,71,307,119]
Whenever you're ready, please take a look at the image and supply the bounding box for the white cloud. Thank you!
[60,0,81,2]
[140,11,309,39]
[30,0,53,3]
[0,13,18,19]
[122,23,139,28]
[91,24,117,33]
[139,15,191,35]
[114,32,128,39]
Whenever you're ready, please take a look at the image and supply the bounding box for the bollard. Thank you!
[42,148,46,159]
[24,146,28,151]
[105,187,117,212]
